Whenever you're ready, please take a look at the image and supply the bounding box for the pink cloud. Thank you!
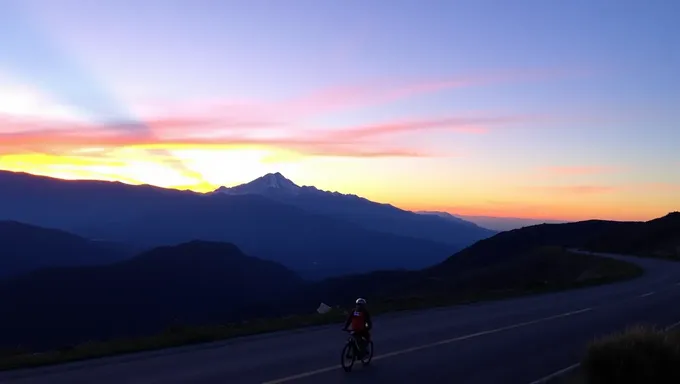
[320,115,544,140]
[636,182,680,192]
[1,109,534,158]
[522,182,680,196]
[174,68,575,122]
[524,185,620,194]
[0,68,577,160]
[0,117,435,158]
[538,165,624,176]
[298,146,431,158]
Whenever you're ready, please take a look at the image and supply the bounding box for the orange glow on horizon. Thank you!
[1,153,673,223]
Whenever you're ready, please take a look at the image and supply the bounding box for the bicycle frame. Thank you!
[347,332,366,354]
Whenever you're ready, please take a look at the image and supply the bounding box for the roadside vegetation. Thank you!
[582,325,680,383]
[0,248,643,372]
[547,325,680,384]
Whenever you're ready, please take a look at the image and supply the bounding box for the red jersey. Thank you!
[347,308,372,331]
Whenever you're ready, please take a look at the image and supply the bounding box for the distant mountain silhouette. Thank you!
[0,241,305,349]
[417,211,567,231]
[0,221,135,279]
[415,211,488,228]
[0,171,454,277]
[215,173,496,246]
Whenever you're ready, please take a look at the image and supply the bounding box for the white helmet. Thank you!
[356,298,366,305]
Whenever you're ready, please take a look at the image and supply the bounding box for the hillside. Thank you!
[0,221,134,279]
[214,173,496,246]
[435,215,676,273]
[0,171,455,277]
[585,212,680,258]
[0,241,305,350]
[311,212,679,308]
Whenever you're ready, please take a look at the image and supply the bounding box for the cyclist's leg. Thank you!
[357,330,368,353]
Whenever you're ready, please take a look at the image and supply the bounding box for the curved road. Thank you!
[2,251,680,384]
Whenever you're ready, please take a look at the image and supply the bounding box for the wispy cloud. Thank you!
[523,182,680,196]
[147,68,575,124]
[538,165,623,176]
[320,114,542,140]
[523,185,620,195]
[637,182,680,192]
[0,109,537,158]
[0,68,578,187]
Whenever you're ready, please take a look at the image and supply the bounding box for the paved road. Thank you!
[3,251,680,384]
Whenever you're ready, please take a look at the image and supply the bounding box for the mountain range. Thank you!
[0,170,494,278]
[214,172,496,246]
[416,211,567,231]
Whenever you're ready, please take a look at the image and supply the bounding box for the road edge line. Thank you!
[527,363,581,384]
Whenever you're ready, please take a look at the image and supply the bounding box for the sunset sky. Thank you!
[1,0,678,221]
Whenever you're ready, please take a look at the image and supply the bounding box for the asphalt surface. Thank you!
[2,251,680,384]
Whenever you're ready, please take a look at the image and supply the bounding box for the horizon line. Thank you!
[0,167,667,224]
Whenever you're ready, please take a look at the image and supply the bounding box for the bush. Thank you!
[581,325,680,384]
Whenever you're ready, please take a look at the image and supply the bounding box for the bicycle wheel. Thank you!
[340,342,355,372]
[361,340,374,365]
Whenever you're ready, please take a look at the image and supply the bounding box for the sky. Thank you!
[0,0,678,221]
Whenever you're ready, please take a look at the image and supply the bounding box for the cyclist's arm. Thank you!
[343,313,352,329]
[365,311,373,330]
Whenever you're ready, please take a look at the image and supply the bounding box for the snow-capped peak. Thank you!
[260,172,299,190]
[213,172,301,196]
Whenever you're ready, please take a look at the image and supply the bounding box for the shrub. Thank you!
[581,325,680,384]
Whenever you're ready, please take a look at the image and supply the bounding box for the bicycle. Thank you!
[340,329,374,372]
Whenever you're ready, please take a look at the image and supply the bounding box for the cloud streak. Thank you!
[524,185,620,195]
[0,68,579,188]
[538,165,624,176]
[152,68,575,124]
[521,182,680,196]
[320,115,544,140]
[0,109,539,158]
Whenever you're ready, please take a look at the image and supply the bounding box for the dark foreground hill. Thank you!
[437,211,680,273]
[584,212,680,258]
[0,221,135,279]
[0,170,455,278]
[0,241,305,349]
[311,212,679,308]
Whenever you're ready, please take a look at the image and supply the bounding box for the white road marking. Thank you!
[527,363,581,384]
[638,291,655,298]
[261,308,593,384]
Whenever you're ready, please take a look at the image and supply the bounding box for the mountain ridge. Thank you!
[0,240,305,349]
[0,220,135,279]
[214,172,496,246]
[0,170,457,278]
[416,210,568,231]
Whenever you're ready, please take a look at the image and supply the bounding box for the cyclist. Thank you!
[342,298,372,356]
